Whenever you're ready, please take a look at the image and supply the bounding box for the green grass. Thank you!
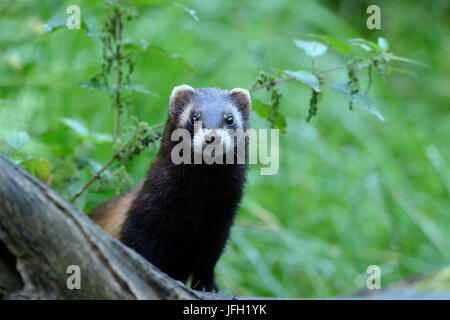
[0,0,449,298]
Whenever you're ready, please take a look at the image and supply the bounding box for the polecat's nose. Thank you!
[205,135,215,144]
[204,131,221,145]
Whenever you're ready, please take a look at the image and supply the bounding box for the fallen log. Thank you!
[0,155,205,299]
[2,155,449,300]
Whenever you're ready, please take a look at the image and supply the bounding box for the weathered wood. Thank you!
[2,155,450,300]
[0,156,203,300]
[0,241,23,297]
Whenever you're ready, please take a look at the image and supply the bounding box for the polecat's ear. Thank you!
[169,84,195,112]
[230,88,252,112]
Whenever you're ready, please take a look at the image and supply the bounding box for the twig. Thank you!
[316,65,346,74]
[113,4,122,153]
[70,123,163,202]
[249,76,295,93]
[70,155,117,202]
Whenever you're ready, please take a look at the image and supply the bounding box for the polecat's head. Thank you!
[168,85,251,158]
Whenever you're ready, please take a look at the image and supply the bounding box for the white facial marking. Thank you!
[193,126,205,154]
[228,103,243,129]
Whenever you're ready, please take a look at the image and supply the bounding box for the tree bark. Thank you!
[0,155,208,300]
[2,155,449,300]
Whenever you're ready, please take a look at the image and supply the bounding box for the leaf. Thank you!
[78,79,158,96]
[78,79,109,91]
[6,131,30,149]
[385,54,429,67]
[274,114,287,133]
[252,99,272,118]
[84,22,108,38]
[121,38,148,51]
[309,34,352,54]
[349,38,381,52]
[120,83,158,96]
[283,70,321,92]
[62,118,89,137]
[327,81,385,121]
[293,40,327,57]
[21,158,51,182]
[91,133,113,142]
[388,67,418,78]
[42,16,106,39]
[134,0,199,21]
[122,40,196,73]
[42,17,67,32]
[252,100,286,132]
[42,16,89,33]
[149,45,196,73]
[378,37,389,51]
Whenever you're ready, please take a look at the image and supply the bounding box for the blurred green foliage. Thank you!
[0,0,449,298]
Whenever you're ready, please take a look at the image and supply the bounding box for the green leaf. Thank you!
[147,45,196,74]
[42,16,89,33]
[385,54,429,67]
[62,118,89,137]
[78,79,109,91]
[388,67,418,78]
[84,23,108,38]
[349,38,381,52]
[122,40,196,73]
[309,34,352,54]
[121,38,148,51]
[120,83,159,96]
[91,133,113,142]
[283,70,321,92]
[252,100,286,132]
[78,79,158,96]
[252,99,272,118]
[134,0,199,21]
[377,37,389,51]
[6,131,30,149]
[42,17,67,32]
[328,81,385,121]
[21,158,51,182]
[274,114,287,133]
[293,40,327,57]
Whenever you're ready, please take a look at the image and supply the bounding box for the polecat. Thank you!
[90,85,251,292]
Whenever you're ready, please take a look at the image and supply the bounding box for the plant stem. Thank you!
[251,58,372,92]
[113,4,122,153]
[70,122,163,202]
[316,65,346,74]
[70,155,117,203]
[249,76,295,93]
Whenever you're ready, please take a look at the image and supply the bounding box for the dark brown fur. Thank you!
[91,86,250,292]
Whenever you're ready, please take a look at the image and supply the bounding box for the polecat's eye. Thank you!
[191,115,198,123]
[226,115,234,126]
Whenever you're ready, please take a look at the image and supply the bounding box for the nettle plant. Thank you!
[251,35,425,130]
[4,1,423,206]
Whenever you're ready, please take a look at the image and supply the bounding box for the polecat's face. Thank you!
[169,85,251,159]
